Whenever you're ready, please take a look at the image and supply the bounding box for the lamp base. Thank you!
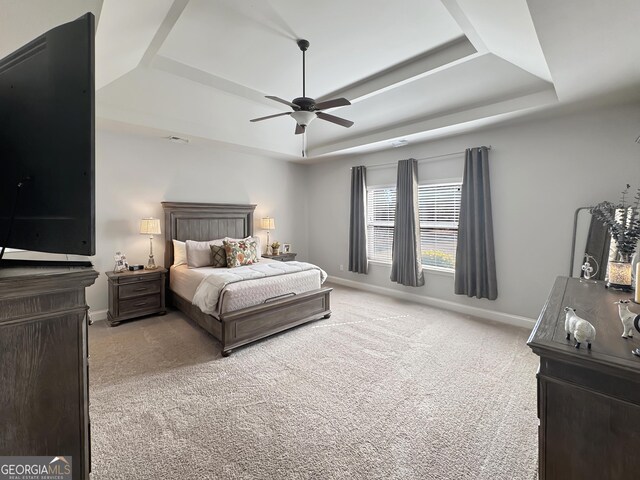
[145,255,158,270]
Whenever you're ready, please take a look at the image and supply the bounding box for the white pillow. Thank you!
[173,240,187,266]
[225,236,262,259]
[186,239,224,268]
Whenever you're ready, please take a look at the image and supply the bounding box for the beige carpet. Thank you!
[89,283,539,480]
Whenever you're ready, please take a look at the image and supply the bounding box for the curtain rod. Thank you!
[350,145,492,170]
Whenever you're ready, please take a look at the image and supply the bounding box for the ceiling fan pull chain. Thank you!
[302,133,306,158]
[302,48,306,98]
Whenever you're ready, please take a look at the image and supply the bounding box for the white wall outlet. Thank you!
[339,264,344,271]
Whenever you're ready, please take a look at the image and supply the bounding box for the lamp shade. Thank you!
[260,217,275,230]
[139,218,161,235]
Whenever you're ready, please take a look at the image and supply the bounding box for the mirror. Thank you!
[569,207,612,280]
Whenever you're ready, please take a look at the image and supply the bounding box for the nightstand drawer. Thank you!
[119,280,161,299]
[118,272,162,284]
[263,253,297,262]
[119,294,161,314]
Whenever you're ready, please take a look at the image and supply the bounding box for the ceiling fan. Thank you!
[250,39,354,135]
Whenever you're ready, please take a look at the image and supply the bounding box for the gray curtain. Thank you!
[454,147,497,300]
[349,166,368,274]
[583,214,611,281]
[390,159,424,287]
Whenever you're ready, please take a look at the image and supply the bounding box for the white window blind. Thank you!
[367,182,462,270]
[367,187,396,263]
[418,183,461,269]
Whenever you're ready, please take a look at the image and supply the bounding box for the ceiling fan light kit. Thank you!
[290,110,316,127]
[250,39,354,136]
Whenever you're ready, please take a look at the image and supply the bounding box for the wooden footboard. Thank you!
[170,287,332,356]
[220,287,331,355]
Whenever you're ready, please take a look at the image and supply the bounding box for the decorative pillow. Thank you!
[223,239,259,268]
[225,236,262,259]
[210,244,227,268]
[173,240,187,266]
[186,239,224,268]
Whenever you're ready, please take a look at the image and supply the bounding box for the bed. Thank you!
[162,202,332,356]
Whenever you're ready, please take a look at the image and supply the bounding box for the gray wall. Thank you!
[306,103,640,320]
[6,102,639,321]
[88,130,310,312]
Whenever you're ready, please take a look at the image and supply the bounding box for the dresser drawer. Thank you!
[119,294,161,314]
[119,280,161,299]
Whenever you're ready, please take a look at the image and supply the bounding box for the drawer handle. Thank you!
[133,287,148,292]
[133,302,148,307]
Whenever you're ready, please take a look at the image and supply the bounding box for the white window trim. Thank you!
[367,183,396,190]
[367,178,462,190]
[368,259,455,275]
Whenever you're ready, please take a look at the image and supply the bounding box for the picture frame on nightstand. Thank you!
[282,243,291,253]
[113,251,128,272]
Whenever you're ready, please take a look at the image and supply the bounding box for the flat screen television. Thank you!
[0,13,95,265]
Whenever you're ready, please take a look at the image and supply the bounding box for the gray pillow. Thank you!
[210,244,227,268]
[185,239,224,268]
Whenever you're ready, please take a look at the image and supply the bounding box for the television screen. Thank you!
[0,13,95,257]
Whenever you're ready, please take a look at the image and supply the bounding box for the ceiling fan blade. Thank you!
[314,97,351,110]
[250,112,291,122]
[316,111,354,128]
[295,124,305,135]
[265,96,299,109]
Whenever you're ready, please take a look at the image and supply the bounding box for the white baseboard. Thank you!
[89,309,108,322]
[326,276,536,330]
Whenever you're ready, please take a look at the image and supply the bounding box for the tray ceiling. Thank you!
[4,0,640,162]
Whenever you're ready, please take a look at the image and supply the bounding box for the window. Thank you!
[367,182,462,271]
[367,187,396,264]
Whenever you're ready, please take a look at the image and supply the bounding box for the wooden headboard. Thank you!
[161,202,256,269]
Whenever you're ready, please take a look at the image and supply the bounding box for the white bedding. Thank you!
[170,259,327,316]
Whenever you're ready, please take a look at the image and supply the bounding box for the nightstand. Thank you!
[106,268,167,326]
[263,253,297,262]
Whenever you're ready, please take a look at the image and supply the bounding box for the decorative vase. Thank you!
[272,247,280,255]
[607,253,633,291]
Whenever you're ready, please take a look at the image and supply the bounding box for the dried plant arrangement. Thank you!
[590,184,640,260]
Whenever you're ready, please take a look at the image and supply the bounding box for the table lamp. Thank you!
[260,217,275,254]
[140,218,161,270]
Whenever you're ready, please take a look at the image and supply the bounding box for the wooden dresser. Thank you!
[0,266,98,480]
[528,276,640,479]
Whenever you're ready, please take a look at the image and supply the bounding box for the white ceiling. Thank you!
[158,0,463,100]
[2,0,640,162]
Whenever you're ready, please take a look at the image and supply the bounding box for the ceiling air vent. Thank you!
[391,139,409,148]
